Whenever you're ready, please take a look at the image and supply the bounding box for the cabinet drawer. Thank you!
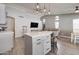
[44,43,51,51]
[44,43,51,48]
[44,39,51,43]
[32,37,41,43]
[44,38,51,46]
[46,35,51,40]
[32,41,43,55]
[44,35,51,41]
[33,41,42,46]
[44,46,51,54]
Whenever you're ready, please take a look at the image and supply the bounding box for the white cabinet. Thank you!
[24,34,51,55]
[0,31,14,53]
[24,31,52,55]
[33,41,43,55]
[0,4,6,24]
[32,35,51,55]
[32,37,44,55]
[43,35,51,54]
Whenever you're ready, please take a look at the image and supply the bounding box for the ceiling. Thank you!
[6,3,79,15]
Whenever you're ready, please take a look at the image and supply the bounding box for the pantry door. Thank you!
[6,17,15,32]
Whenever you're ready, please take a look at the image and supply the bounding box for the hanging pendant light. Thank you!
[48,10,51,15]
[36,3,40,9]
[48,4,51,15]
[75,6,79,13]
[43,4,46,13]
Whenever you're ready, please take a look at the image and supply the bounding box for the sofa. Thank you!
[58,30,71,42]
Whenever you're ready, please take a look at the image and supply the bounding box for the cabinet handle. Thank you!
[37,42,41,45]
[37,39,40,41]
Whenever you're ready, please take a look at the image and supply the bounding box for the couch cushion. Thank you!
[59,31,71,36]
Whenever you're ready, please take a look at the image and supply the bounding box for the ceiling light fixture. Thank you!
[33,3,52,15]
[48,4,51,15]
[75,6,79,13]
[48,10,51,15]
[43,4,46,13]
[36,3,40,9]
[33,3,42,14]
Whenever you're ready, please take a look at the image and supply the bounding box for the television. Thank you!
[30,22,38,28]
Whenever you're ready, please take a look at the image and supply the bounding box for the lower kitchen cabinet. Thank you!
[24,31,52,55]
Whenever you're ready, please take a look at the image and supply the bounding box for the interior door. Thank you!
[6,17,15,32]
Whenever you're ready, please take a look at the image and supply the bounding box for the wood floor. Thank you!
[49,39,79,55]
[1,37,79,55]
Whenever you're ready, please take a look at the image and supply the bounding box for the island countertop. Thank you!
[24,31,53,38]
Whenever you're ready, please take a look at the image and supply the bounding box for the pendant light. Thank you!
[36,3,40,9]
[43,4,46,13]
[75,6,79,13]
[36,3,40,14]
[48,4,51,15]
[48,10,51,15]
[33,3,42,14]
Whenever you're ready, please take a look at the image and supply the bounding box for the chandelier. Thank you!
[33,3,42,14]
[33,3,51,15]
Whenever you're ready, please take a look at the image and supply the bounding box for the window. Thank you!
[73,19,79,32]
[55,16,59,29]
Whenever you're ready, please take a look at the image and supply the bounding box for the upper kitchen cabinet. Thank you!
[0,4,6,25]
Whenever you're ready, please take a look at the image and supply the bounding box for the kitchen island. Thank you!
[24,31,52,55]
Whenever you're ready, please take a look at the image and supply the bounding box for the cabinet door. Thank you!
[33,38,44,55]
[0,4,6,24]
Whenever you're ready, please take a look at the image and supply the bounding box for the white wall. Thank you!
[41,15,55,30]
[59,14,79,32]
[5,4,42,38]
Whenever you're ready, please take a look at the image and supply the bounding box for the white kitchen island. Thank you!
[24,31,52,55]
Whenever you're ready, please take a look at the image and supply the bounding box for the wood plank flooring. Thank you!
[49,39,79,55]
[1,37,79,55]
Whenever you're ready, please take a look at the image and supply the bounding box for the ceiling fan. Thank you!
[75,6,79,13]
